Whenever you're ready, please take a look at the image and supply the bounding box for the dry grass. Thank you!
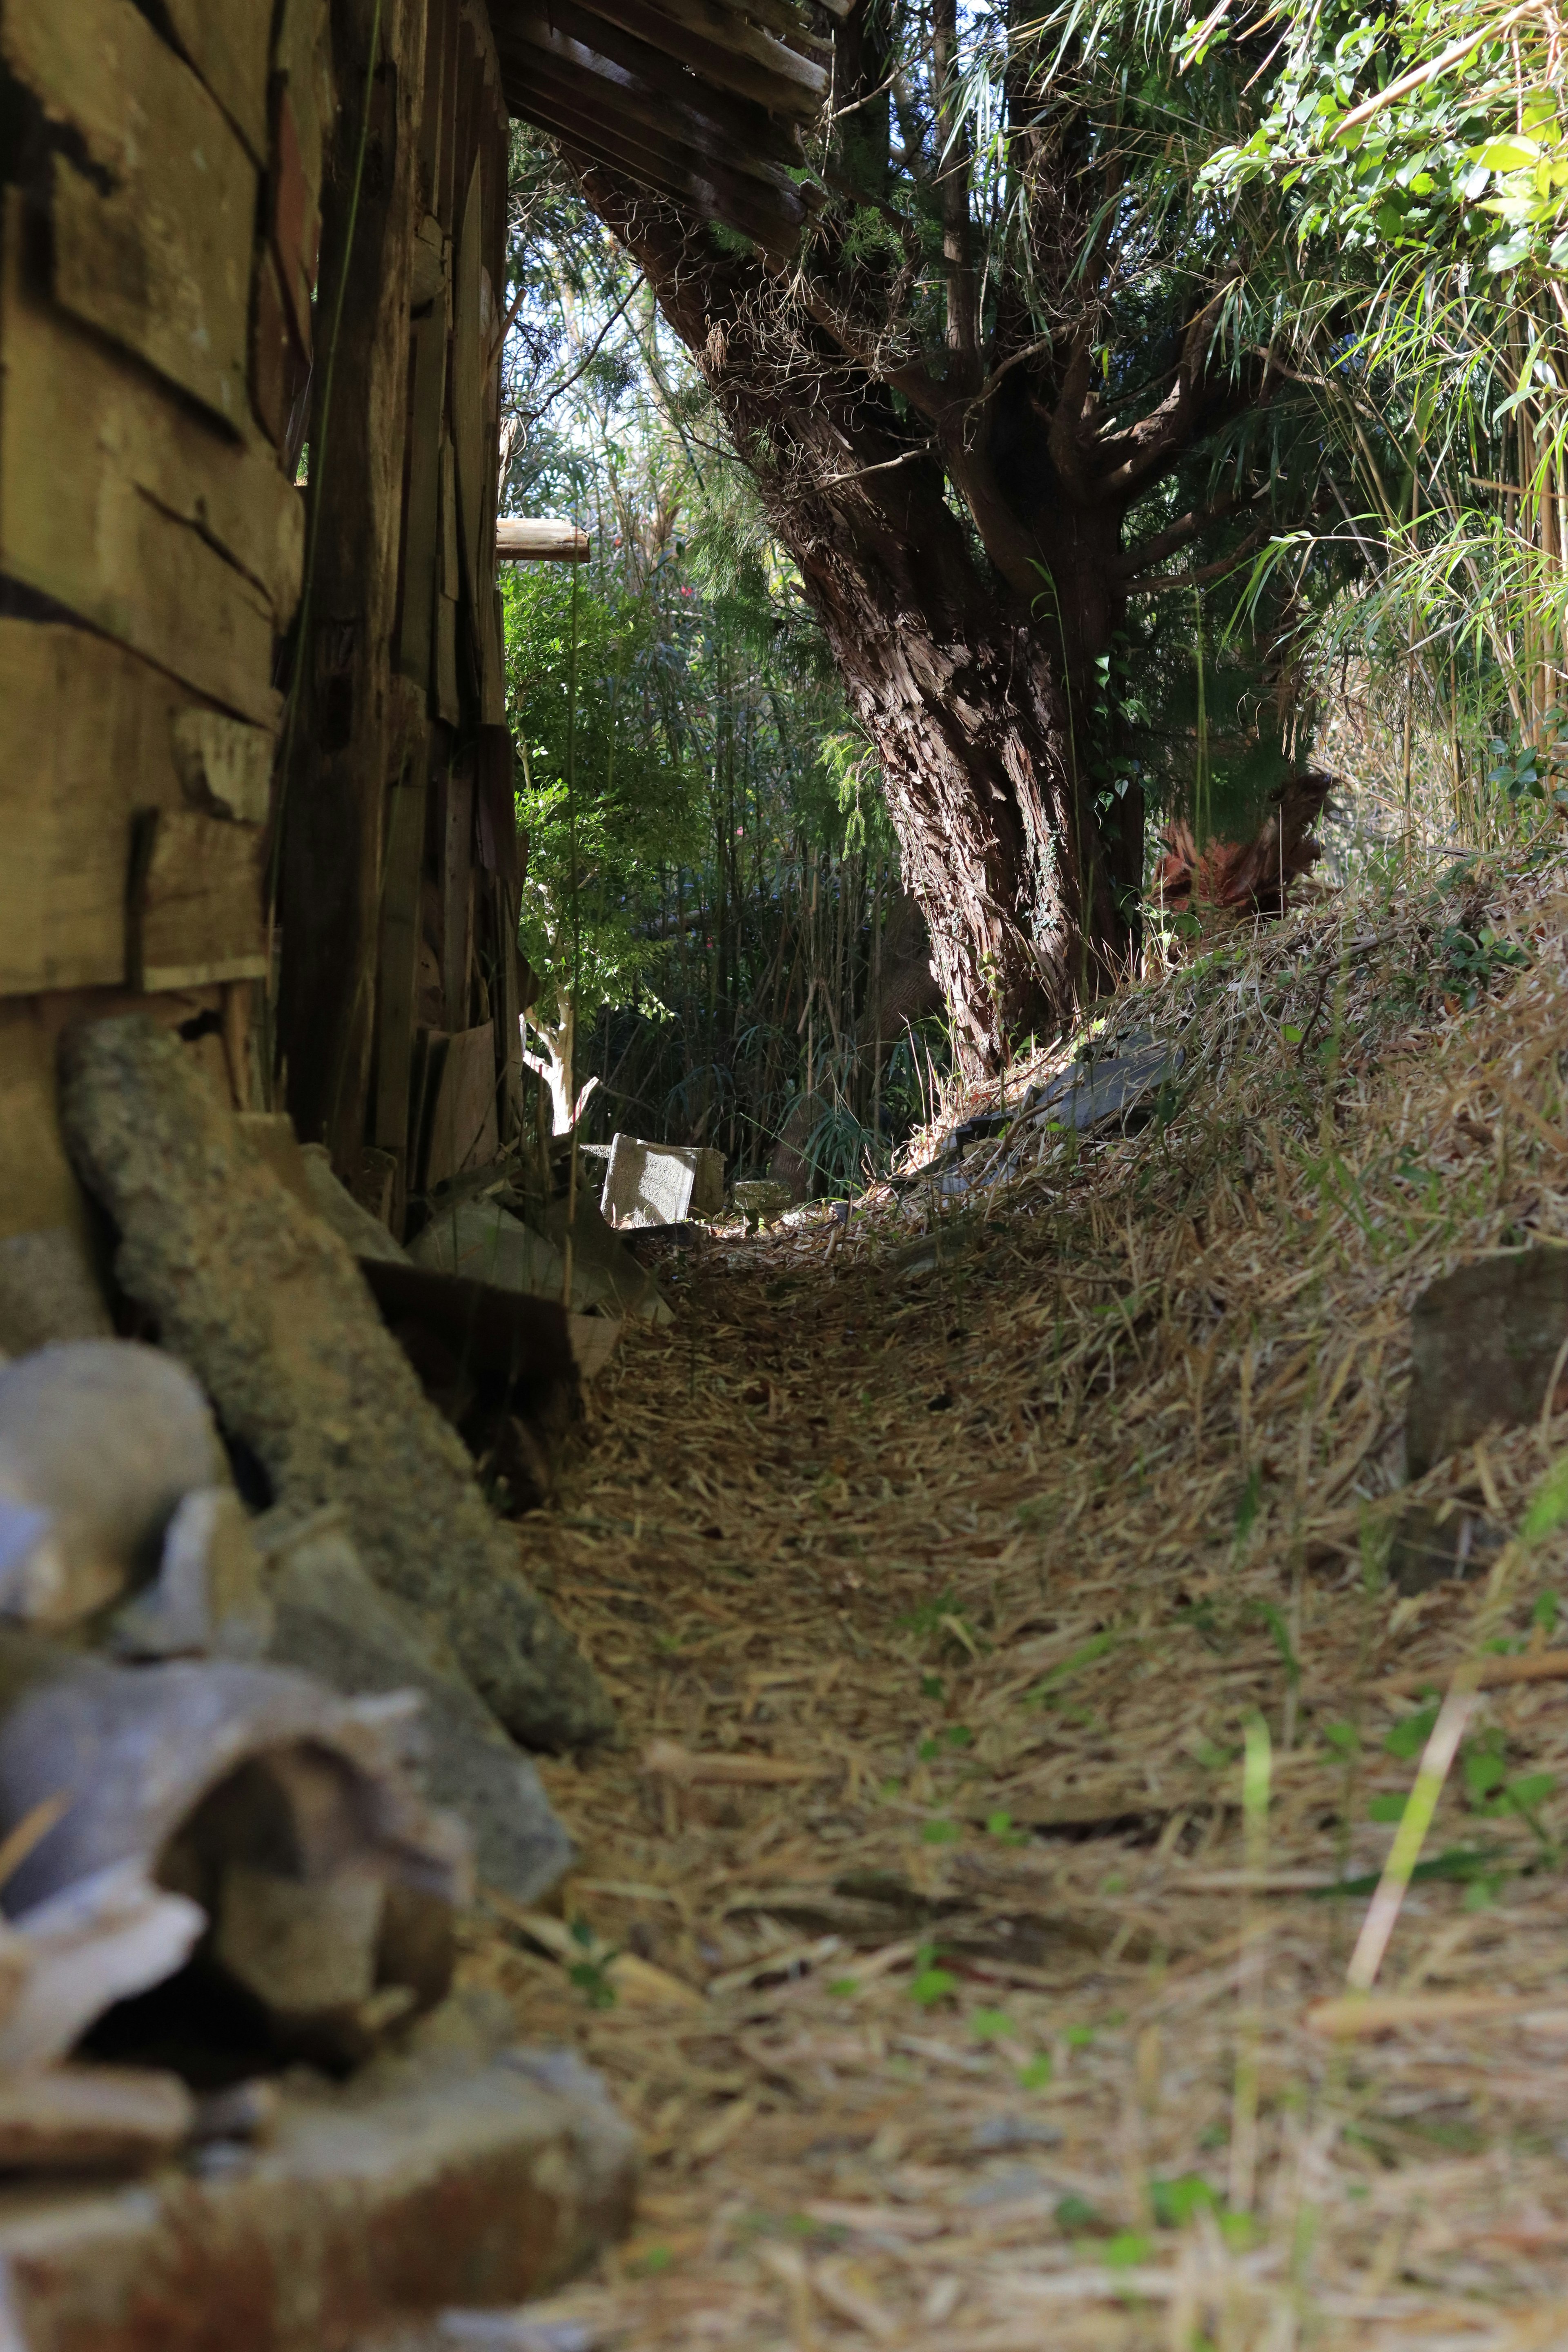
[462,845,1568,2350]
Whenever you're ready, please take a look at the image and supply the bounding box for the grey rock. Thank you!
[111,1486,273,1660]
[0,1340,227,1630]
[299,1141,410,1264]
[539,1189,670,1324]
[410,1199,568,1299]
[58,1017,612,1750]
[730,1180,792,1231]
[1024,1036,1182,1133]
[265,1522,573,1905]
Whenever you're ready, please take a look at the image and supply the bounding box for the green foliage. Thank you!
[504,562,699,1019]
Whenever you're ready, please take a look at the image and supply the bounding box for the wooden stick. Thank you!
[1307,1990,1561,2039]
[496,517,591,562]
[1381,1648,1568,1698]
[642,1737,824,1785]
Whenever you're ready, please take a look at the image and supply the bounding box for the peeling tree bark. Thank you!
[578,178,1129,1076]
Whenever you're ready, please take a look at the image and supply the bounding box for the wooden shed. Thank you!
[0,0,829,1251]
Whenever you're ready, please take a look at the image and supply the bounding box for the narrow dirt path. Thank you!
[463,894,1568,2349]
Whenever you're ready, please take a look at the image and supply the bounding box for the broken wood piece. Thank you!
[215,1862,383,2022]
[641,1739,824,1786]
[1305,1990,1560,2039]
[494,518,591,563]
[127,806,268,993]
[492,1899,704,2009]
[0,2062,196,2174]
[1381,1648,1568,1698]
[421,1024,501,1191]
[0,1858,205,2072]
[0,1637,470,2067]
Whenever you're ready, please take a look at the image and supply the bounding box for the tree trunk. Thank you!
[577,175,1125,1079]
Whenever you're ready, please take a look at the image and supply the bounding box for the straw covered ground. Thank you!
[466,849,1568,2350]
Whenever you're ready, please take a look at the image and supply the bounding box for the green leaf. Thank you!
[1368,1793,1408,1823]
[1322,1721,1360,1755]
[1479,136,1541,171]
[828,1977,860,1997]
[1018,2054,1053,2090]
[907,1965,957,2007]
[1054,2193,1100,2230]
[1101,2231,1152,2270]
[1523,1455,1568,1542]
[968,2007,1016,2042]
[1463,1746,1508,1801]
[1504,1771,1556,1812]
[922,1817,961,1845]
[1384,1704,1439,1760]
[1150,2174,1217,2228]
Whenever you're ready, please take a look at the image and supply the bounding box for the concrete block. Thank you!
[600,1136,723,1229]
[0,2046,637,2351]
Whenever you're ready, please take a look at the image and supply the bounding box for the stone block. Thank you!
[57,1018,612,1751]
[0,2047,637,2351]
[600,1136,723,1229]
[1408,1245,1568,1475]
[264,1519,573,1906]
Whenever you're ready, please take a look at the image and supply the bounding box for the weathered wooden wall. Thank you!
[278,0,522,1233]
[0,0,332,1236]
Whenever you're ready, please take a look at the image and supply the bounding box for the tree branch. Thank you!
[1114,489,1247,579]
[1121,518,1272,597]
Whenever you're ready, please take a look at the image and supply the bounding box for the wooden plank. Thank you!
[2,0,257,429]
[441,766,475,1029]
[273,0,332,216]
[417,0,448,209]
[497,519,591,561]
[128,810,268,993]
[519,91,803,253]
[398,305,448,688]
[438,0,463,228]
[374,760,430,1155]
[492,875,523,1145]
[160,0,273,163]
[0,620,274,996]
[423,1023,499,1189]
[436,438,461,722]
[0,1006,95,1245]
[453,154,487,692]
[0,198,301,724]
[511,0,826,119]
[495,7,808,195]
